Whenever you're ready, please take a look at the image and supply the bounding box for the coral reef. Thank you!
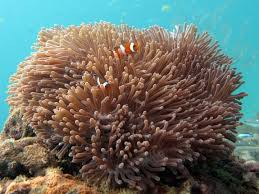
[0,168,194,194]
[0,111,194,193]
[3,110,35,140]
[235,124,259,161]
[1,22,258,193]
[190,156,259,194]
[0,136,56,179]
[0,168,99,194]
[0,111,57,180]
[6,22,247,191]
[245,160,259,173]
[0,120,258,194]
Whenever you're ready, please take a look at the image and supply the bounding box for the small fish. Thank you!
[244,119,259,128]
[112,42,138,59]
[91,73,110,88]
[237,133,254,139]
[96,76,110,88]
[161,4,171,13]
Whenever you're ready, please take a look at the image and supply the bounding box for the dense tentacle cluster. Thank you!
[7,22,246,191]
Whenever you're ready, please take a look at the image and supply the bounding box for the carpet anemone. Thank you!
[7,22,246,191]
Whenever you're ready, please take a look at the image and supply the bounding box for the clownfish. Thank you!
[92,73,110,88]
[112,42,139,59]
[96,76,109,88]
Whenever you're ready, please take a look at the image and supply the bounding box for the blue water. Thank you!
[0,0,259,130]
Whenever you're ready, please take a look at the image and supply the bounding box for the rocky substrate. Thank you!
[0,168,99,194]
[0,111,258,194]
[235,124,259,162]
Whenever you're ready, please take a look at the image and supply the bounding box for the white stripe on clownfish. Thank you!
[96,76,109,88]
[119,44,126,55]
[96,76,101,86]
[130,42,135,52]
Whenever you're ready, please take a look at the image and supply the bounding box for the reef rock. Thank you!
[0,136,56,178]
[3,110,34,140]
[0,168,99,194]
[0,110,57,179]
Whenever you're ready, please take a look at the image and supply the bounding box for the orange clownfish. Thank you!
[112,42,139,59]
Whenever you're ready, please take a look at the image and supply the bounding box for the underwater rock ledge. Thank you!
[1,22,259,194]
